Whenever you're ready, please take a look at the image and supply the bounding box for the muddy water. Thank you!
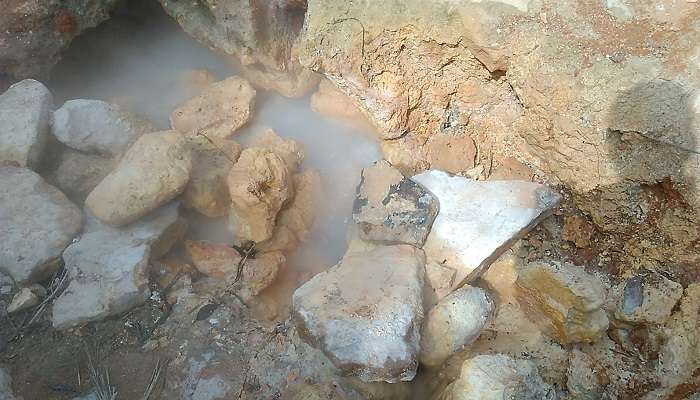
[49,1,381,318]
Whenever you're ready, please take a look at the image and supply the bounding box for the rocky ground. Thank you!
[0,0,699,399]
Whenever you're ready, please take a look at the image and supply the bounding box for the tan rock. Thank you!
[515,260,609,344]
[85,131,192,227]
[657,283,700,387]
[425,133,476,174]
[310,79,372,128]
[228,148,294,242]
[615,269,683,325]
[182,137,241,217]
[170,76,256,139]
[251,129,304,172]
[423,261,457,309]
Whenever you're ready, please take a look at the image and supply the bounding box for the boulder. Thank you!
[170,76,255,139]
[0,166,82,284]
[411,170,560,288]
[51,99,155,156]
[353,160,438,246]
[615,269,683,325]
[0,79,52,169]
[183,137,241,217]
[6,287,39,314]
[46,149,115,203]
[85,130,192,227]
[293,245,425,383]
[52,202,185,330]
[251,129,304,172]
[446,354,556,400]
[419,285,494,367]
[185,240,284,301]
[228,148,293,242]
[515,260,609,344]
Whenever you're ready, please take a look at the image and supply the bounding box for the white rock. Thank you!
[7,287,39,313]
[51,99,154,156]
[0,166,82,284]
[419,285,494,367]
[52,202,185,330]
[447,354,556,400]
[0,79,52,170]
[411,170,560,289]
[293,245,425,383]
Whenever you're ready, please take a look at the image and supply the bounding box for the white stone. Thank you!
[0,79,52,170]
[7,287,39,313]
[411,170,560,289]
[0,166,82,284]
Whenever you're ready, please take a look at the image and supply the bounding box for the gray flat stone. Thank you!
[0,79,52,169]
[0,166,82,284]
[293,245,425,383]
[411,170,560,288]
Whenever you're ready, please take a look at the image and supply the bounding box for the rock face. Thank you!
[352,160,438,246]
[0,79,52,169]
[170,76,255,139]
[293,245,425,383]
[0,0,121,84]
[0,166,82,284]
[515,260,609,344]
[51,99,154,156]
[182,137,241,217]
[310,79,371,128]
[52,202,185,330]
[446,355,555,400]
[46,149,115,203]
[419,285,494,367]
[615,269,683,325]
[85,130,192,227]
[228,148,293,242]
[158,0,317,97]
[412,170,560,288]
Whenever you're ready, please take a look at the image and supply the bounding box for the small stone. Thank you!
[423,261,457,308]
[251,129,304,172]
[353,160,438,246]
[7,287,39,313]
[419,285,494,367]
[293,245,425,383]
[566,349,606,400]
[51,99,155,156]
[228,148,293,242]
[0,79,52,170]
[85,131,192,227]
[411,170,561,289]
[52,202,184,330]
[183,137,240,217]
[447,355,556,400]
[515,260,609,344]
[170,76,256,139]
[616,269,683,325]
[47,149,115,203]
[0,166,82,284]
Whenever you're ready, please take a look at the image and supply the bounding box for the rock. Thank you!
[170,76,255,139]
[562,215,595,248]
[352,160,438,246]
[423,261,457,308]
[293,245,425,383]
[85,130,192,227]
[0,0,120,82]
[310,79,371,128]
[6,287,39,313]
[0,366,21,400]
[51,99,155,156]
[0,166,82,284]
[411,170,561,288]
[183,137,241,217]
[185,240,284,300]
[228,148,293,242]
[0,273,13,296]
[446,354,555,400]
[566,349,606,400]
[46,149,115,203]
[0,79,52,169]
[615,269,683,325]
[515,260,609,344]
[424,133,477,174]
[419,285,494,367]
[52,202,185,330]
[251,129,304,172]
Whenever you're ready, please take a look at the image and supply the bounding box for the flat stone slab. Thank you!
[411,170,560,288]
[0,79,52,169]
[352,160,438,246]
[293,245,425,383]
[0,166,82,284]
